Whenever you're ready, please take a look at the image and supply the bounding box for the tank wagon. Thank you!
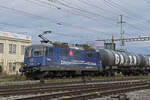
[20,43,150,79]
[99,49,150,75]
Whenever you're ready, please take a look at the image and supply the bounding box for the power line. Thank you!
[0,4,55,21]
[54,0,116,21]
[101,0,147,32]
[0,22,81,39]
[34,0,116,26]
[0,4,108,33]
[78,0,141,23]
[0,22,39,30]
[102,0,135,20]
[107,0,141,18]
[26,0,106,23]
[103,0,126,13]
[25,0,56,8]
[78,0,119,16]
[0,0,148,39]
[144,0,150,6]
[0,21,110,41]
[32,0,146,33]
[113,0,150,30]
[103,0,141,20]
[126,22,145,32]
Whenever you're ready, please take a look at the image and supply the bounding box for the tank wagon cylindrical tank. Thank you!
[99,49,150,75]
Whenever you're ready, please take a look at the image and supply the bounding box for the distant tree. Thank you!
[0,65,2,73]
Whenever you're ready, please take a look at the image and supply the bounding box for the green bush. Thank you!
[0,65,2,73]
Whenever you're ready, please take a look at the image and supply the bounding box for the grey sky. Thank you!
[0,0,150,54]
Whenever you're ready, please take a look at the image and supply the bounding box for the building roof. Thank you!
[0,31,31,41]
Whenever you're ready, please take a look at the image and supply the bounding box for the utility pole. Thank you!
[117,15,125,51]
[112,35,115,50]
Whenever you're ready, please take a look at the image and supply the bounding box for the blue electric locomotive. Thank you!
[20,43,102,79]
[20,31,150,79]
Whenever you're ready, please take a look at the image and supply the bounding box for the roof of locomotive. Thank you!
[27,43,96,51]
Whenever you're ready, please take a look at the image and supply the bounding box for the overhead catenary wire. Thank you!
[107,0,141,18]
[103,0,142,20]
[143,0,150,6]
[31,0,147,33]
[78,0,119,16]
[0,22,105,41]
[115,0,150,29]
[0,0,149,41]
[100,0,132,20]
[77,0,144,29]
[102,0,147,32]
[1,0,146,33]
[0,4,109,34]
[126,22,145,32]
[54,0,116,22]
[103,0,130,15]
[30,0,117,27]
[25,0,108,24]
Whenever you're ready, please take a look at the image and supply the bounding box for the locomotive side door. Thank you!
[46,47,56,66]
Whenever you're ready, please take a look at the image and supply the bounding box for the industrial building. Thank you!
[0,31,31,75]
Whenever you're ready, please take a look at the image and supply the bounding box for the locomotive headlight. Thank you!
[24,64,27,66]
[37,62,41,66]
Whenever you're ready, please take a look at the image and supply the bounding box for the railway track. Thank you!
[61,85,149,100]
[0,81,149,100]
[0,81,142,96]
[0,76,148,90]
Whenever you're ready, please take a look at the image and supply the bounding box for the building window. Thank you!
[8,62,13,72]
[9,44,16,54]
[8,62,16,72]
[13,64,16,71]
[0,43,3,53]
[21,45,25,55]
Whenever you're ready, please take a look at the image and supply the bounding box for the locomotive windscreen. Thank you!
[25,45,48,57]
[33,48,44,57]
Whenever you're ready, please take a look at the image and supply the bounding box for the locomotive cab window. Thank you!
[87,52,93,58]
[32,46,48,57]
[33,49,43,57]
[33,46,47,57]
[61,49,68,56]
